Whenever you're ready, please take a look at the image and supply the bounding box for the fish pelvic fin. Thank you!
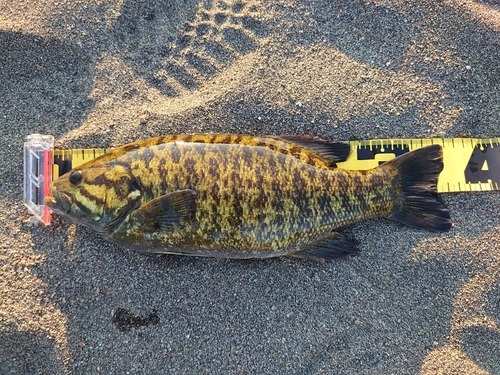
[380,144,452,232]
[290,232,359,261]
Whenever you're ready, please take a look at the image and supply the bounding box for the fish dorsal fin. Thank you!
[83,134,350,170]
[275,135,351,166]
[131,189,197,233]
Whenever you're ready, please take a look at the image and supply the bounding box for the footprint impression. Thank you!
[115,0,269,98]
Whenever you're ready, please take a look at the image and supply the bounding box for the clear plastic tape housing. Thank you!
[23,134,54,225]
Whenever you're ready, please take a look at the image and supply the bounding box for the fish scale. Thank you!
[41,134,451,260]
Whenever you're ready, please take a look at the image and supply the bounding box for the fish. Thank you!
[44,134,451,261]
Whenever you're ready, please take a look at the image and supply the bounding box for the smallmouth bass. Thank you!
[45,134,451,261]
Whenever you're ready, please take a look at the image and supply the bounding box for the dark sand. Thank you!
[1,0,500,374]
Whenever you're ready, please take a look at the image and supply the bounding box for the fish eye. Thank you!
[69,170,82,185]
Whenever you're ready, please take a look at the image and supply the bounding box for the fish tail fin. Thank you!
[380,145,452,232]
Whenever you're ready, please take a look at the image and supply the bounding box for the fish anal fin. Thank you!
[291,232,359,261]
[132,189,197,233]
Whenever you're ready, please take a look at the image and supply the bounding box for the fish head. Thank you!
[44,164,142,232]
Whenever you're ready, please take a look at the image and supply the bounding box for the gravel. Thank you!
[1,0,499,374]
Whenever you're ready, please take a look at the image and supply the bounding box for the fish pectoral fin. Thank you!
[291,232,359,261]
[132,189,197,233]
[276,135,351,166]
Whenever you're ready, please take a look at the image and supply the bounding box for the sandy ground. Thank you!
[1,0,500,374]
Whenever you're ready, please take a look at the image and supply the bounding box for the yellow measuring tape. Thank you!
[338,138,500,193]
[24,135,500,224]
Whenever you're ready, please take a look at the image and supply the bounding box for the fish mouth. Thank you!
[44,189,72,213]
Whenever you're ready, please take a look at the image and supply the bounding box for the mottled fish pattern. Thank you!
[45,134,451,261]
